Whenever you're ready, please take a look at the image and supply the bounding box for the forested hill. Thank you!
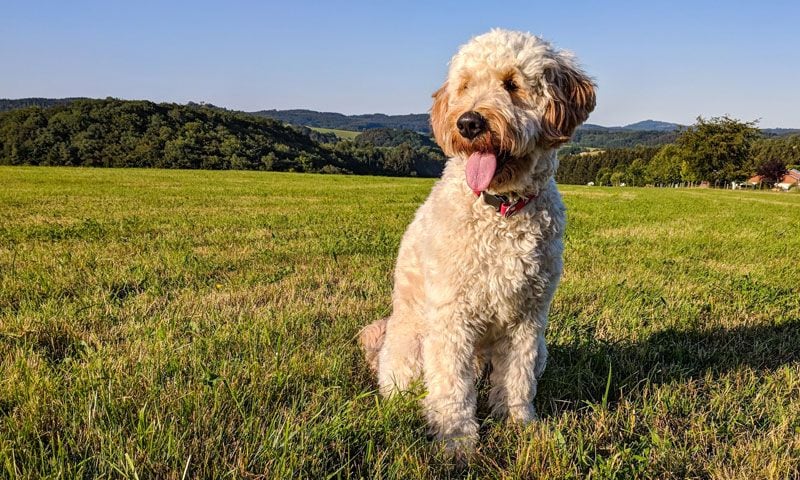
[0,99,446,176]
[251,109,431,133]
[571,125,680,148]
[0,99,329,170]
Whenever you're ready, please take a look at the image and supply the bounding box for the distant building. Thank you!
[745,175,765,188]
[776,169,800,191]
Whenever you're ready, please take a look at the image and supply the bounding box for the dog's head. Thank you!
[430,29,595,193]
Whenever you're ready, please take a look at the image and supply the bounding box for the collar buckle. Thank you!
[480,191,533,218]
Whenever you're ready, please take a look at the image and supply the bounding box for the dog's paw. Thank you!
[442,435,476,465]
[438,429,478,464]
[429,418,478,463]
[507,403,537,424]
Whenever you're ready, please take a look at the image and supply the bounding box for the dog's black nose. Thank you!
[456,111,486,140]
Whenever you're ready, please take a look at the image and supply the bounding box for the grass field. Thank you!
[1,166,800,479]
[309,127,362,140]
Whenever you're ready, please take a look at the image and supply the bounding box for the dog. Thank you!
[359,29,595,457]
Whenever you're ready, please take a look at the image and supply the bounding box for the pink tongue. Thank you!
[465,152,497,192]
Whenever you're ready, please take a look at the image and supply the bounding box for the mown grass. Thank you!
[309,127,362,141]
[1,166,799,479]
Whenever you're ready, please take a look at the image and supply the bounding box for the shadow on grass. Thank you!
[538,318,800,414]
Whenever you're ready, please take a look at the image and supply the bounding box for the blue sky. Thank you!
[2,1,798,127]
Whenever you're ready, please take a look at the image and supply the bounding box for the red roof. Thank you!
[747,175,764,184]
[778,173,799,185]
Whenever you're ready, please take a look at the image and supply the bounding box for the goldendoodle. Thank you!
[359,29,595,457]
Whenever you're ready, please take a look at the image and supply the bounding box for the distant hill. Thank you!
[249,111,696,148]
[0,98,446,177]
[250,110,684,147]
[762,128,800,136]
[0,99,332,171]
[571,127,679,148]
[251,109,431,133]
[621,120,683,131]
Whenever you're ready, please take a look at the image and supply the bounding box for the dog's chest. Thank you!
[459,210,555,324]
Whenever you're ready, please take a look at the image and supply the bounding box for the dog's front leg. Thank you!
[488,320,541,423]
[421,303,478,458]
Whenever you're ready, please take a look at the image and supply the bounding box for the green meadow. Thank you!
[309,127,362,141]
[1,166,799,479]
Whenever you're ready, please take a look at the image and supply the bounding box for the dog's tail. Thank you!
[357,317,387,374]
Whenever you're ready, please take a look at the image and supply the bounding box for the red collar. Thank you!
[475,191,534,217]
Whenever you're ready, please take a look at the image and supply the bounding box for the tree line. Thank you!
[0,99,446,177]
[556,117,800,186]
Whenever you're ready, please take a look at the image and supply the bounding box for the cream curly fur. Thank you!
[359,29,595,458]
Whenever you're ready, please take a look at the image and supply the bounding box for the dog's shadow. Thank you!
[531,318,800,415]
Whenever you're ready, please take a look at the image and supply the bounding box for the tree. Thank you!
[647,144,683,185]
[755,158,788,184]
[382,143,415,176]
[261,152,277,170]
[626,158,647,186]
[749,134,800,174]
[596,167,612,186]
[675,116,761,183]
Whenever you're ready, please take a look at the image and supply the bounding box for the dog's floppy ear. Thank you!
[430,83,451,152]
[540,63,596,147]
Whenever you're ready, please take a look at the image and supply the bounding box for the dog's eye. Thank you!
[503,79,518,93]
